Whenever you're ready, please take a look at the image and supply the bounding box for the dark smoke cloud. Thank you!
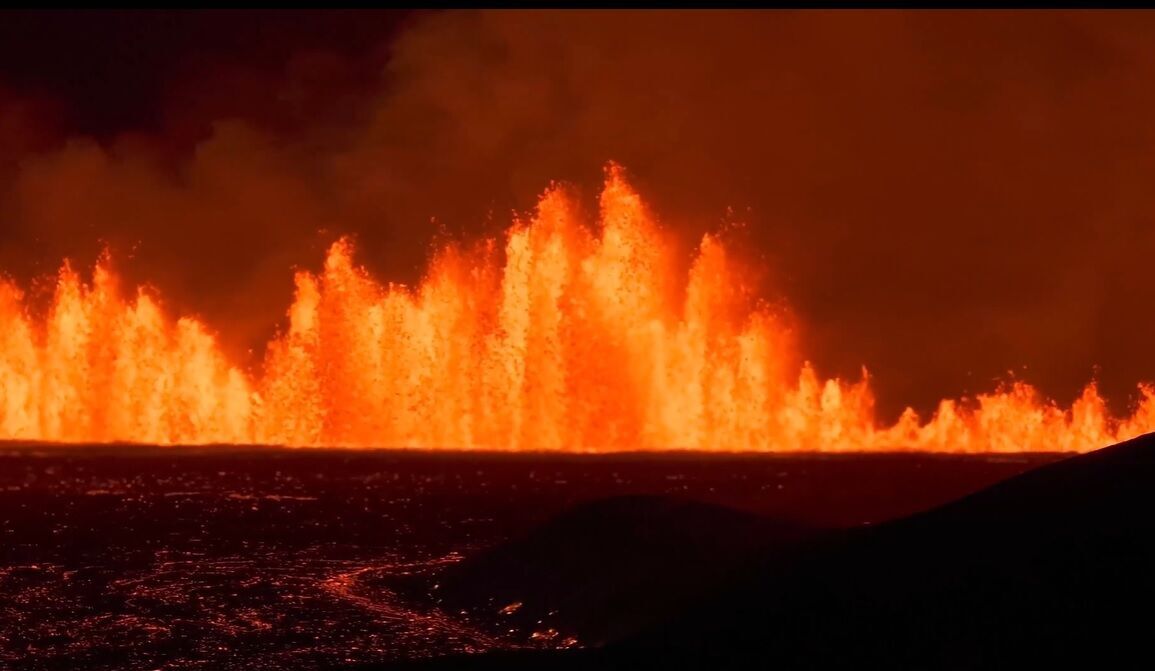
[2,10,1155,420]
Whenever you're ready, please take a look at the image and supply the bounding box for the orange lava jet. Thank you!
[1,164,1153,452]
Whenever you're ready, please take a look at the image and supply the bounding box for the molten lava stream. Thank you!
[1,164,1152,452]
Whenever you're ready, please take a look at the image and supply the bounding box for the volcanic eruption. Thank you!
[1,163,1152,452]
[7,11,1155,671]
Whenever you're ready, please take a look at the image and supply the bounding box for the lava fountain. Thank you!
[1,164,1153,452]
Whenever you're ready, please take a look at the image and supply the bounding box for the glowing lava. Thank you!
[1,165,1153,451]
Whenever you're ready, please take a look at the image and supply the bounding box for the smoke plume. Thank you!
[2,10,1155,421]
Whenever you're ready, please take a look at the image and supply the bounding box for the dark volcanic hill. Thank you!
[380,432,1155,670]
[422,494,817,646]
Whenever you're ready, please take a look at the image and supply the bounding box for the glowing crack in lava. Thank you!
[1,164,1153,452]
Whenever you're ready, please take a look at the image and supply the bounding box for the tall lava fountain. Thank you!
[1,164,1152,451]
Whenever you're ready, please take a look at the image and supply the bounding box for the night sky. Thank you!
[2,10,1155,421]
[0,10,416,136]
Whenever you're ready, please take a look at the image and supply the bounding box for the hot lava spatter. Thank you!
[1,164,1152,451]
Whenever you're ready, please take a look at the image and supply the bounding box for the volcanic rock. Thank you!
[426,494,816,646]
[379,431,1155,670]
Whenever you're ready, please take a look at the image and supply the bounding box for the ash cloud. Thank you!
[2,10,1155,420]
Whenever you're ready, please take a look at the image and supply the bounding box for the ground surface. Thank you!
[0,444,1066,670]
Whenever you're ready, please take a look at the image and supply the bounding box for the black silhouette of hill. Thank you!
[422,494,817,646]
[372,432,1155,670]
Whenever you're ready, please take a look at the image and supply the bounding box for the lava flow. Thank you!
[1,164,1152,452]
